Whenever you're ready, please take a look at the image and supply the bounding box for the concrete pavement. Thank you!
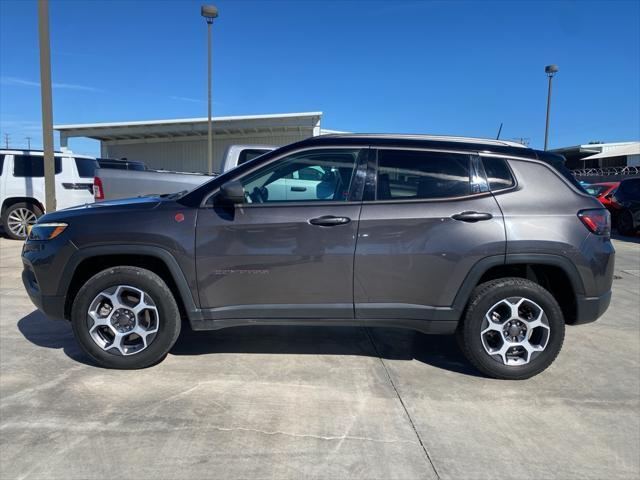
[1,236,638,479]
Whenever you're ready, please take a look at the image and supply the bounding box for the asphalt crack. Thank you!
[364,328,441,480]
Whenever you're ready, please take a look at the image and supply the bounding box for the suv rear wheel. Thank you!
[2,202,43,240]
[71,266,181,369]
[457,278,565,380]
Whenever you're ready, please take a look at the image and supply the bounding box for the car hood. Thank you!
[37,196,165,223]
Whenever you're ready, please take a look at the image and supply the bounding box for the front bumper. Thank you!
[22,264,67,320]
[574,290,612,325]
[21,236,77,321]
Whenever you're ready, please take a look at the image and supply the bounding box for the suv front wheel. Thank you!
[71,266,181,369]
[458,278,565,380]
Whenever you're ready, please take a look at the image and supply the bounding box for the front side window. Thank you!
[376,150,471,200]
[239,149,360,203]
[13,155,62,177]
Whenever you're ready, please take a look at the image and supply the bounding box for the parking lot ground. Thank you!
[1,236,639,480]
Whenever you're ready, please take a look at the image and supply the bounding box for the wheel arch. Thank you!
[1,197,45,216]
[61,245,198,323]
[453,254,585,324]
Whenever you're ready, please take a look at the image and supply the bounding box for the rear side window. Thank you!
[238,149,271,166]
[0,155,4,175]
[482,157,515,191]
[13,155,62,177]
[74,158,99,178]
[376,150,470,200]
[127,162,146,171]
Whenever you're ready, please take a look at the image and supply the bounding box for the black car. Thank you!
[612,177,640,236]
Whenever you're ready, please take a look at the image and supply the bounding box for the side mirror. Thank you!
[217,181,245,204]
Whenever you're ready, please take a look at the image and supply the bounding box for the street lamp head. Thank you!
[545,64,559,76]
[201,5,218,23]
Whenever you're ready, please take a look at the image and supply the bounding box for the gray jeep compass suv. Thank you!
[21,134,614,379]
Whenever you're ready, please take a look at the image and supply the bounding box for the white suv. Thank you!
[0,149,98,240]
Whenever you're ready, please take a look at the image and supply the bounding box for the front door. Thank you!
[354,148,506,322]
[196,148,367,320]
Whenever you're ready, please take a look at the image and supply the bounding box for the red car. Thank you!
[584,182,619,211]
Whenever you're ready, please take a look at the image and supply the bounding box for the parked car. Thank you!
[21,134,614,379]
[94,145,275,201]
[97,158,146,171]
[610,177,640,236]
[583,181,619,210]
[0,149,97,240]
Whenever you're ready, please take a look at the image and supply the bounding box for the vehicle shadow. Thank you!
[17,310,482,376]
[16,310,96,366]
[612,232,640,244]
[171,322,482,377]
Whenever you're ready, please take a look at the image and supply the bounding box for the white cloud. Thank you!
[0,76,102,92]
[169,95,204,104]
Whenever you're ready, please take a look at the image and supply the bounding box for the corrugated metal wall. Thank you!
[103,131,311,173]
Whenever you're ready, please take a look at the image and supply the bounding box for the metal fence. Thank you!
[572,166,640,177]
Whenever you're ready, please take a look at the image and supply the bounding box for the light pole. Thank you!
[543,64,559,151]
[38,0,56,211]
[201,5,218,175]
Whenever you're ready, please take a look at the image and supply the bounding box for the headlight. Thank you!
[27,223,68,240]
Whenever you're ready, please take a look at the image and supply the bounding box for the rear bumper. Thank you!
[574,290,612,325]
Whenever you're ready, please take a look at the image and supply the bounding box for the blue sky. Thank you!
[1,0,639,156]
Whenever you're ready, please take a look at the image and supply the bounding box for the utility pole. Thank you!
[3,133,8,149]
[26,137,32,150]
[201,5,218,175]
[38,0,56,212]
[544,64,559,151]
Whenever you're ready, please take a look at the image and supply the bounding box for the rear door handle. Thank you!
[451,211,493,222]
[309,215,351,226]
[290,186,307,192]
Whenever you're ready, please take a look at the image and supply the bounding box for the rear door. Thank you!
[195,147,367,320]
[354,148,506,323]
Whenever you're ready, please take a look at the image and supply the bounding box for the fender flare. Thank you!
[450,253,585,316]
[59,244,199,318]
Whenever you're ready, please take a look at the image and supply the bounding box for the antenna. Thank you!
[26,136,32,150]
[496,123,503,140]
[4,133,9,149]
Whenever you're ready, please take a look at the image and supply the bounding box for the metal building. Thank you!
[54,112,326,173]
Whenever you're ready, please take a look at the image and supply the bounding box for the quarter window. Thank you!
[13,155,62,177]
[240,149,360,203]
[376,150,471,200]
[482,156,515,191]
[74,158,99,178]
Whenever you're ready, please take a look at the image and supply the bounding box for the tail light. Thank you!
[578,209,610,236]
[93,176,104,200]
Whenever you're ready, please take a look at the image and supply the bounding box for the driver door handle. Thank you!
[309,215,351,226]
[451,211,493,222]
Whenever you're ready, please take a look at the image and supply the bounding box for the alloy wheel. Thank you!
[6,208,38,239]
[87,285,160,355]
[480,297,550,366]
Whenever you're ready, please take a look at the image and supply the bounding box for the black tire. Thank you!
[457,277,565,380]
[2,202,43,240]
[617,209,636,236]
[71,266,181,369]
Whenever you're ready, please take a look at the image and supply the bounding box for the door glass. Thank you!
[13,155,62,177]
[240,149,360,203]
[376,150,471,200]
